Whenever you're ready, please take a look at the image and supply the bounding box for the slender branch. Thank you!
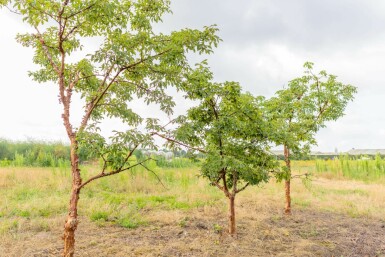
[68,72,80,91]
[212,180,224,191]
[5,6,21,15]
[152,132,207,153]
[33,27,60,74]
[115,79,156,94]
[291,173,310,179]
[160,117,179,130]
[121,144,139,170]
[64,3,96,20]
[121,49,171,71]
[213,180,230,198]
[297,100,329,138]
[85,67,121,121]
[29,3,59,23]
[62,3,97,41]
[58,0,70,22]
[78,74,104,81]
[139,163,167,189]
[62,24,80,41]
[222,171,228,195]
[232,171,238,196]
[236,182,249,194]
[79,49,172,132]
[79,65,116,132]
[209,98,224,156]
[78,158,152,190]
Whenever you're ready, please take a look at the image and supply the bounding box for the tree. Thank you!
[171,69,277,235]
[2,1,220,256]
[265,62,357,215]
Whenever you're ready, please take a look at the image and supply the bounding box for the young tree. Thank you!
[265,62,357,215]
[171,71,277,236]
[2,1,219,256]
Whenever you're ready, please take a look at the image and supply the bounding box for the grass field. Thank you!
[0,161,384,256]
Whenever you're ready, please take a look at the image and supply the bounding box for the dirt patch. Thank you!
[1,207,384,257]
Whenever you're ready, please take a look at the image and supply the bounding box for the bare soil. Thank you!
[1,207,384,257]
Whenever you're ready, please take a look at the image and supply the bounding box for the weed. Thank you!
[213,223,223,234]
[90,211,109,222]
[117,217,143,229]
[0,220,19,235]
[178,217,189,228]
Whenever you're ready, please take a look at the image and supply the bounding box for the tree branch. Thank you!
[29,3,59,23]
[5,6,21,15]
[33,27,60,74]
[152,132,207,153]
[212,180,230,198]
[139,163,167,189]
[291,173,310,179]
[235,182,249,194]
[64,3,96,20]
[78,158,153,190]
[79,49,172,131]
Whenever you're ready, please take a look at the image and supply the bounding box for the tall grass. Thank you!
[0,139,71,167]
[312,154,385,182]
[1,160,385,237]
[0,163,220,235]
[155,156,198,168]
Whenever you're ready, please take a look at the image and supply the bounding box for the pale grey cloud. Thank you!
[1,1,385,151]
[163,0,385,49]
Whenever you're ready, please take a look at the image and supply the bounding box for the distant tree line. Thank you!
[0,138,196,168]
[0,139,71,167]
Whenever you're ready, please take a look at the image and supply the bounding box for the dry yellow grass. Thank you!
[0,164,384,256]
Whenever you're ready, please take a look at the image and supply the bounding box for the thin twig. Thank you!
[78,158,153,190]
[33,26,60,74]
[291,173,311,179]
[236,182,249,193]
[139,163,167,189]
[5,6,21,15]
[152,132,207,153]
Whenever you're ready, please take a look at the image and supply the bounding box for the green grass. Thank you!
[0,164,224,234]
[292,155,385,183]
[1,159,384,236]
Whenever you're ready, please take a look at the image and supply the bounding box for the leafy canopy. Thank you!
[265,62,357,157]
[174,66,277,195]
[7,0,220,168]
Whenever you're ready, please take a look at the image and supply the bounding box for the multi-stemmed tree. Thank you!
[265,62,357,215]
[171,68,277,235]
[1,1,220,256]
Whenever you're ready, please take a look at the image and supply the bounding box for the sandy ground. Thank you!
[1,207,384,257]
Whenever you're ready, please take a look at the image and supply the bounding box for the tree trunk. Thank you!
[63,138,82,257]
[228,196,236,235]
[284,179,291,215]
[283,145,291,215]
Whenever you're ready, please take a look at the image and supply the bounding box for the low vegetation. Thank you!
[0,162,384,256]
[0,139,70,167]
[313,154,385,182]
[0,1,372,256]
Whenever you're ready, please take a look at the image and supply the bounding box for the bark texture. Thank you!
[284,179,291,215]
[284,145,292,215]
[63,139,82,257]
[228,196,236,235]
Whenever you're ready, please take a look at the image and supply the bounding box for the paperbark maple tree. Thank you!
[2,1,219,256]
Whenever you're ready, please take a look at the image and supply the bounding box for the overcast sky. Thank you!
[0,0,384,152]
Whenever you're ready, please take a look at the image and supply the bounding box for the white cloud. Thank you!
[1,1,385,151]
